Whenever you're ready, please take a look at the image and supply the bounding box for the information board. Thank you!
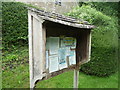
[46,36,76,73]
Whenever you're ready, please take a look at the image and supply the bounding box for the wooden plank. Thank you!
[33,16,41,77]
[42,24,46,74]
[28,10,45,88]
[28,10,34,88]
[73,69,79,89]
[76,30,91,65]
[87,31,91,62]
[80,30,91,64]
[40,64,76,81]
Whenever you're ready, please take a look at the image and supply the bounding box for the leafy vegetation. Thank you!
[2,46,29,88]
[2,2,28,50]
[67,4,118,76]
[2,46,118,88]
[2,2,118,88]
[2,46,28,70]
[2,47,118,88]
[2,2,44,50]
[85,2,118,17]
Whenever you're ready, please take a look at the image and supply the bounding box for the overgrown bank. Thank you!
[2,2,28,50]
[67,3,118,76]
[2,2,118,77]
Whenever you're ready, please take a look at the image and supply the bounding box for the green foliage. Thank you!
[78,2,118,16]
[67,5,118,77]
[88,2,118,17]
[2,46,28,70]
[2,2,118,77]
[2,2,28,50]
[2,46,118,88]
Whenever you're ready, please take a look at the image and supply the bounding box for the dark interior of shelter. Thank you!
[43,20,91,64]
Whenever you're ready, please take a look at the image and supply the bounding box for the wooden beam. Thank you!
[28,10,45,88]
[73,69,79,89]
[28,10,34,88]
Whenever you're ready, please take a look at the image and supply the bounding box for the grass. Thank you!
[36,71,118,88]
[2,64,29,88]
[2,46,118,88]
[2,46,29,88]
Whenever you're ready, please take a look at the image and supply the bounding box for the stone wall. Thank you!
[17,1,78,14]
[29,2,78,14]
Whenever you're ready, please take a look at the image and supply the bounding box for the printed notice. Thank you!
[49,37,59,55]
[46,36,76,73]
[49,55,59,73]
[58,48,67,69]
[63,37,76,47]
[69,50,76,65]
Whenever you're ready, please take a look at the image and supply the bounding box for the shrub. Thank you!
[67,5,118,77]
[2,2,28,50]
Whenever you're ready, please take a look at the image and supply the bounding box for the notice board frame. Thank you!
[28,8,94,88]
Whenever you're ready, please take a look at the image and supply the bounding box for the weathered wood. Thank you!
[28,10,45,88]
[87,31,91,62]
[28,10,34,88]
[66,56,70,67]
[76,30,91,65]
[73,69,79,89]
[39,64,76,81]
[42,23,46,74]
[33,16,42,77]
[28,9,93,89]
[27,7,95,29]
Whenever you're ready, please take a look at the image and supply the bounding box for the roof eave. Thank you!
[27,7,95,29]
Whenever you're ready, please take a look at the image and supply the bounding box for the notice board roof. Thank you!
[27,7,95,29]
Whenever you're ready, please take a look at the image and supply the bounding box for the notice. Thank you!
[46,36,76,73]
[69,50,76,65]
[49,37,59,55]
[58,48,67,69]
[60,37,76,48]
[49,55,59,73]
[63,37,76,47]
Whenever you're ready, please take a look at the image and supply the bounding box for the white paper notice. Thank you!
[58,48,67,69]
[46,37,76,73]
[69,50,76,65]
[66,47,70,56]
[46,51,49,69]
[49,37,59,55]
[49,55,59,73]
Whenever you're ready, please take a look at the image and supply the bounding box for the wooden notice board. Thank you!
[28,7,94,88]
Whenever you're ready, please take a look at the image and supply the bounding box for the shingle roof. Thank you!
[27,7,95,29]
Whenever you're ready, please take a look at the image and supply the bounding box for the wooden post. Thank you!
[28,10,45,89]
[73,69,79,89]
[28,10,34,89]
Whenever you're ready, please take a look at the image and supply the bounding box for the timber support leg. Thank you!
[73,68,79,90]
